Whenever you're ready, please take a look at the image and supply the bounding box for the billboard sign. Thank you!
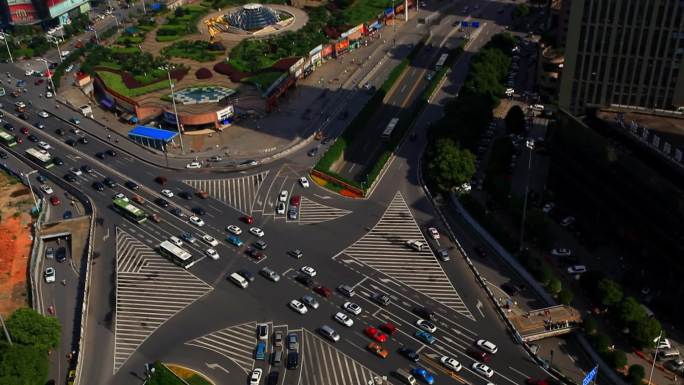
[582,366,598,385]
[309,44,323,56]
[48,0,88,18]
[216,105,234,123]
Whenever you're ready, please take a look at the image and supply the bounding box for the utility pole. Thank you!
[166,67,185,154]
[0,313,12,345]
[0,32,14,63]
[518,139,535,252]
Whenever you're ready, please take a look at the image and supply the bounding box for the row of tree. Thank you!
[425,33,516,193]
[0,308,61,384]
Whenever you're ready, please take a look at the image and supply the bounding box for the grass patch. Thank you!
[155,5,209,41]
[242,71,285,90]
[146,362,185,385]
[96,71,170,97]
[166,364,212,385]
[116,35,145,45]
[341,0,394,26]
[161,40,223,62]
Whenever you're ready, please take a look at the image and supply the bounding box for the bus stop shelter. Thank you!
[127,126,178,151]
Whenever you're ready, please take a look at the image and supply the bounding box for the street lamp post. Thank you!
[36,58,57,94]
[88,26,100,45]
[0,32,14,63]
[648,332,664,385]
[166,67,185,154]
[0,312,12,345]
[22,170,39,211]
[518,139,535,252]
[46,35,63,63]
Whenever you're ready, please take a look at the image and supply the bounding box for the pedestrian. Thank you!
[39,93,42,98]
[107,134,111,140]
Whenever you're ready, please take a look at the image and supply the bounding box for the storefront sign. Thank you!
[216,105,234,123]
[335,40,349,55]
[309,44,323,56]
[321,44,334,58]
[311,52,322,63]
[289,57,305,74]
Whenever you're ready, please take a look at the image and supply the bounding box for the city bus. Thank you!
[25,148,54,168]
[435,53,449,70]
[381,118,400,140]
[0,128,18,147]
[112,197,148,223]
[158,240,196,269]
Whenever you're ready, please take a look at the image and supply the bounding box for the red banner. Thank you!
[335,39,349,54]
[321,44,334,58]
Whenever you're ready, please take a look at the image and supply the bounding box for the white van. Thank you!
[229,272,248,289]
[169,236,183,247]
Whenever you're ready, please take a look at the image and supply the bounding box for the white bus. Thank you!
[158,240,196,269]
[381,118,400,140]
[25,148,54,168]
[435,53,449,70]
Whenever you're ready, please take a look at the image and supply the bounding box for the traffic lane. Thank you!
[39,237,80,385]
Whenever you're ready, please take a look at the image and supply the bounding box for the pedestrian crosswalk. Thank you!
[341,191,474,320]
[300,329,388,385]
[114,229,213,373]
[182,171,269,215]
[185,321,257,375]
[296,197,351,225]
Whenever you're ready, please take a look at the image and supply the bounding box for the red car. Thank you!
[379,322,397,335]
[313,285,332,298]
[364,327,388,343]
[466,347,491,363]
[34,79,44,85]
[290,195,301,207]
[20,126,29,134]
[241,215,254,224]
[246,247,265,261]
[50,196,61,206]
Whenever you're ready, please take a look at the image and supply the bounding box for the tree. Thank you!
[592,333,612,354]
[513,4,530,18]
[427,138,476,192]
[558,288,574,305]
[0,343,49,385]
[597,279,623,307]
[618,297,647,326]
[504,105,526,134]
[547,277,562,295]
[629,317,662,349]
[627,364,645,385]
[608,349,628,369]
[5,308,61,351]
[583,315,598,336]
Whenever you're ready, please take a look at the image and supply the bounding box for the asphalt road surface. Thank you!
[0,0,556,384]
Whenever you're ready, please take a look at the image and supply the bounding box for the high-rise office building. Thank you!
[559,0,684,114]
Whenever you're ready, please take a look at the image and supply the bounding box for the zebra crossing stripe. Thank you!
[343,191,475,320]
[114,229,213,373]
[183,171,269,215]
[298,197,352,225]
[185,321,257,375]
[301,329,383,385]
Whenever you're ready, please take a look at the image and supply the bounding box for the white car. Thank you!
[37,141,51,150]
[300,266,316,277]
[289,299,308,314]
[343,301,362,315]
[657,338,672,350]
[417,319,437,333]
[542,202,555,213]
[472,362,494,378]
[202,234,219,247]
[476,339,499,354]
[428,227,440,240]
[65,64,74,72]
[60,50,71,58]
[161,189,174,198]
[38,111,49,118]
[44,267,56,283]
[69,167,82,176]
[45,91,53,98]
[249,368,262,385]
[440,356,462,372]
[226,225,242,235]
[279,190,288,202]
[551,248,573,257]
[299,177,310,188]
[276,202,286,215]
[567,265,587,275]
[24,69,33,76]
[560,216,575,227]
[114,192,128,202]
[334,312,354,327]
[205,248,219,260]
[189,215,205,227]
[40,184,54,194]
[15,101,26,108]
[249,227,264,237]
[186,161,202,169]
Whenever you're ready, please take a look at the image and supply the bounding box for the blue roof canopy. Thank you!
[128,126,178,142]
